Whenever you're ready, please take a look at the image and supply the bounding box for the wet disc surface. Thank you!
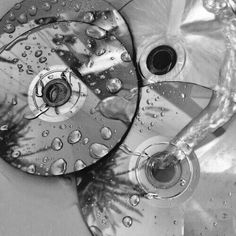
[0,0,138,176]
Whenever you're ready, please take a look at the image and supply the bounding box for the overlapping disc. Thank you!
[77,81,214,236]
[0,0,139,175]
[76,0,236,236]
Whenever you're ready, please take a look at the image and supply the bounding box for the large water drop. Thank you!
[27,164,36,174]
[50,158,67,175]
[122,216,133,228]
[51,137,63,151]
[68,130,82,144]
[100,127,112,140]
[3,24,15,34]
[86,26,106,39]
[129,194,140,207]
[28,5,37,16]
[74,159,87,171]
[106,78,122,94]
[89,143,109,159]
[89,226,103,236]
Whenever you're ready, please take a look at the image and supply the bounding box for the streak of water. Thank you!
[155,0,236,169]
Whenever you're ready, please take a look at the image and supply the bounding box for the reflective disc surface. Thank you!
[0,0,139,175]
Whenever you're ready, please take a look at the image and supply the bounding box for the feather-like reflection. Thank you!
[76,146,145,233]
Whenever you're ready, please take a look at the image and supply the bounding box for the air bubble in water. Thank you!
[86,26,106,39]
[74,159,87,171]
[35,50,43,58]
[39,57,47,63]
[89,143,109,159]
[68,130,82,144]
[51,137,63,151]
[17,13,28,24]
[121,51,131,62]
[83,12,94,23]
[129,195,140,207]
[106,78,122,94]
[27,164,36,174]
[122,216,133,228]
[4,24,15,34]
[89,226,103,236]
[42,130,49,137]
[50,158,67,175]
[100,127,112,140]
[28,5,37,16]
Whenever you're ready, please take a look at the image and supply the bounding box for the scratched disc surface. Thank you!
[0,0,139,176]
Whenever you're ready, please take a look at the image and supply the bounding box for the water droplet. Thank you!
[0,125,8,131]
[106,78,122,94]
[122,216,133,228]
[98,96,134,123]
[74,159,87,171]
[82,138,89,145]
[94,88,101,95]
[74,3,81,12]
[25,46,31,50]
[59,124,67,130]
[4,23,15,34]
[39,57,47,63]
[11,96,17,105]
[42,130,49,137]
[43,156,49,163]
[89,143,109,159]
[181,93,186,99]
[129,195,140,207]
[42,2,51,11]
[28,5,37,16]
[51,137,63,151]
[68,130,82,144]
[96,48,106,56]
[22,52,27,57]
[17,13,28,24]
[180,179,186,186]
[14,3,21,10]
[83,12,94,23]
[50,158,67,175]
[160,112,165,117]
[11,150,21,158]
[27,164,36,174]
[86,26,106,39]
[35,50,43,58]
[100,127,112,140]
[26,68,34,75]
[89,226,103,236]
[9,12,16,21]
[121,51,132,62]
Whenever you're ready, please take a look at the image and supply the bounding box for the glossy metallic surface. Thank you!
[0,0,236,236]
[0,0,138,175]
